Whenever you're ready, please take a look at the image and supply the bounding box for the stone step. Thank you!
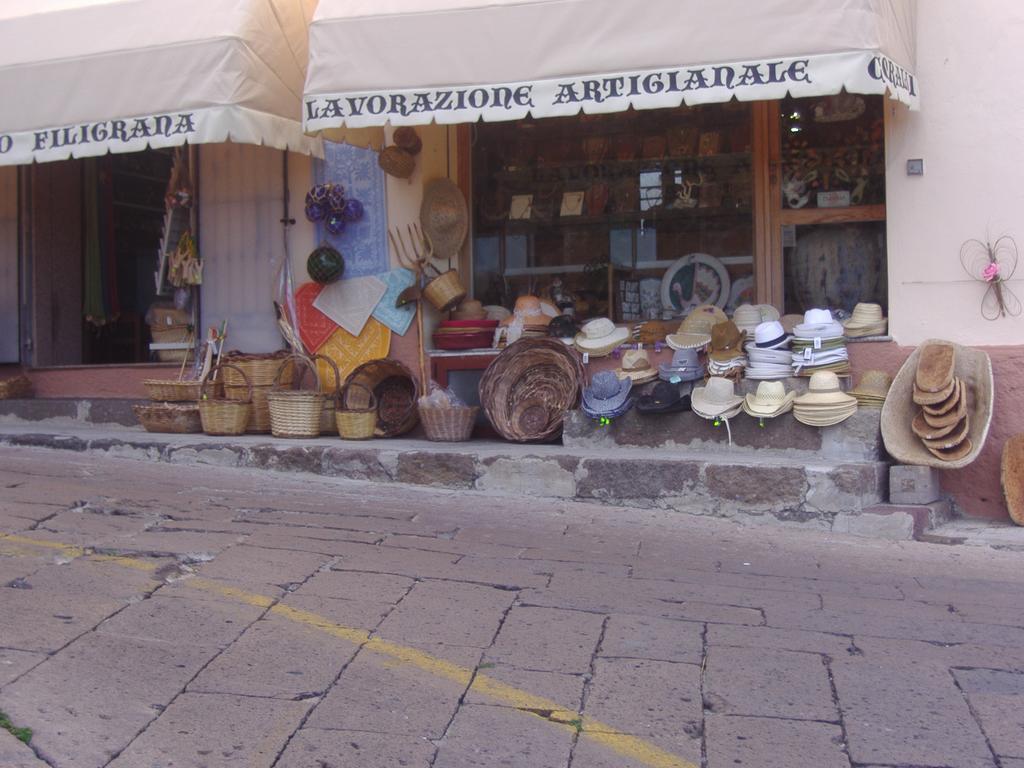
[0,423,900,537]
[0,397,142,427]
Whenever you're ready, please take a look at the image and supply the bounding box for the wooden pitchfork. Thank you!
[387,225,432,390]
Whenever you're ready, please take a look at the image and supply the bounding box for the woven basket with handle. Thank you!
[313,354,341,436]
[342,359,419,437]
[266,354,325,438]
[199,364,252,436]
[422,269,467,312]
[336,381,378,440]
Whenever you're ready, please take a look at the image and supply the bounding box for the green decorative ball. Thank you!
[307,244,345,284]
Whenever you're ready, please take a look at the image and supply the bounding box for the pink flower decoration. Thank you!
[983,262,1001,282]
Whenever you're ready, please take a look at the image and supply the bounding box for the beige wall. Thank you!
[0,166,17,362]
[886,0,1024,346]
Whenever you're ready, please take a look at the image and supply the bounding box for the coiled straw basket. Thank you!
[199,364,252,436]
[341,359,419,437]
[479,338,584,442]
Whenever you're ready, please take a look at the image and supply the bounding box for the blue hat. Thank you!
[582,370,632,414]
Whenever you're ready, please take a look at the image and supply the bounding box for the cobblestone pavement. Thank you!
[1,446,1023,768]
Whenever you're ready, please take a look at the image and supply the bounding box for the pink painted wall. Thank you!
[0,364,180,398]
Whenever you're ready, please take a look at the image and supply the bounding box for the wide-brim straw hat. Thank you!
[691,376,743,417]
[616,349,659,384]
[574,318,630,355]
[731,304,763,333]
[844,302,886,328]
[793,404,858,427]
[742,381,796,418]
[666,332,711,350]
[793,371,857,407]
[420,178,469,258]
[881,339,993,469]
[693,399,743,421]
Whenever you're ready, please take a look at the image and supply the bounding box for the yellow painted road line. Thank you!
[0,533,697,768]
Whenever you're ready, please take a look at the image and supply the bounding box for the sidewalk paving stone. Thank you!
[0,588,123,652]
[953,668,1024,759]
[705,624,856,657]
[94,593,264,648]
[275,728,435,768]
[188,544,331,589]
[293,568,415,603]
[0,649,46,687]
[704,714,849,768]
[465,663,587,711]
[599,614,704,664]
[0,729,48,768]
[107,692,311,768]
[704,647,838,722]
[433,703,574,768]
[483,605,605,674]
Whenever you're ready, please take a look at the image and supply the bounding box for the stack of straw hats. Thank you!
[910,342,971,461]
[791,309,850,377]
[582,370,633,420]
[742,380,796,419]
[666,304,727,350]
[843,303,887,338]
[745,320,793,380]
[730,304,764,336]
[793,370,858,426]
[573,318,630,357]
[707,320,747,379]
[848,370,892,407]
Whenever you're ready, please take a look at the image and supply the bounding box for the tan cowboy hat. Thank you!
[616,349,658,384]
[742,380,795,418]
[691,376,743,418]
[420,178,469,259]
[708,320,747,363]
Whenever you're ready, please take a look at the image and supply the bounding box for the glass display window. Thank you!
[471,103,755,321]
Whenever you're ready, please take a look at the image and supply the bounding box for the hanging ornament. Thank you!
[325,213,347,236]
[307,243,346,284]
[305,201,326,222]
[341,198,365,222]
[327,184,347,213]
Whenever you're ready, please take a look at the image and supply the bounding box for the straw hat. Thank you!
[709,320,747,363]
[501,296,551,327]
[731,304,763,334]
[582,370,632,414]
[848,369,892,406]
[616,349,658,384]
[691,376,744,418]
[793,371,858,426]
[666,304,726,350]
[742,380,796,418]
[420,178,469,259]
[757,304,781,322]
[451,299,487,321]
[793,308,845,340]
[843,302,887,337]
[573,317,630,356]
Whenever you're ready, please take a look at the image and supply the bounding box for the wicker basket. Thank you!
[243,386,273,433]
[266,354,325,438]
[199,364,252,436]
[342,359,419,437]
[133,402,202,433]
[422,270,467,312]
[0,373,32,400]
[479,337,584,443]
[336,382,378,440]
[150,323,192,362]
[378,145,416,179]
[312,354,341,436]
[222,350,294,389]
[419,404,479,442]
[142,379,212,402]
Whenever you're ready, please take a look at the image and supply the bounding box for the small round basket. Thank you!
[198,364,252,436]
[479,337,584,442]
[133,402,202,434]
[336,382,378,440]
[266,354,325,438]
[422,270,467,312]
[342,359,419,437]
[418,404,479,442]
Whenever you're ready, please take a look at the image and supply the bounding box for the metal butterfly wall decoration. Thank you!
[959,235,1022,320]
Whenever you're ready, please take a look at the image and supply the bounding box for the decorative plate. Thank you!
[660,253,731,313]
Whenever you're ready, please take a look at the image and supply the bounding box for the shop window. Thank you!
[471,104,755,322]
[777,94,887,316]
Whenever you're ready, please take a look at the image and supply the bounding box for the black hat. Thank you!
[636,381,691,414]
[548,314,577,339]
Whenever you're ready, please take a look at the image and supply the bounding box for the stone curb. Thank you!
[0,429,910,539]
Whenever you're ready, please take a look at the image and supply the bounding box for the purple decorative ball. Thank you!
[304,202,326,222]
[325,213,347,236]
[341,198,364,222]
[306,184,329,205]
[327,184,347,212]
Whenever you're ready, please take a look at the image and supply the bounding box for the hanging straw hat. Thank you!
[420,178,469,259]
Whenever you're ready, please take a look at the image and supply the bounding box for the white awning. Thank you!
[0,0,322,166]
[304,0,918,130]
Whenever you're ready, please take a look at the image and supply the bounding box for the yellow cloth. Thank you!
[315,318,392,394]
